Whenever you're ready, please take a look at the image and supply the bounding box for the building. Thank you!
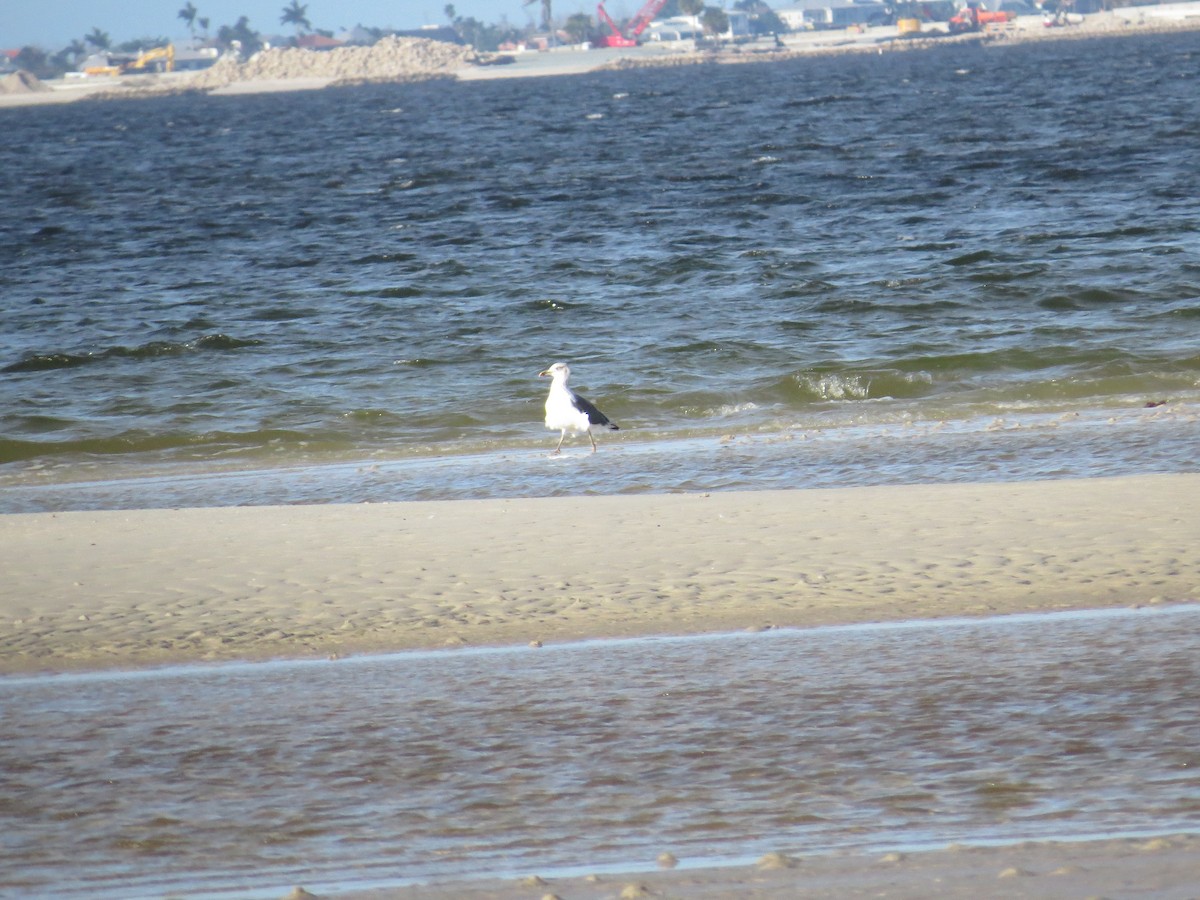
[642,15,701,41]
[295,34,345,50]
[642,9,753,42]
[776,0,889,29]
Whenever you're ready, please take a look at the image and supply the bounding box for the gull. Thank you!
[538,362,619,453]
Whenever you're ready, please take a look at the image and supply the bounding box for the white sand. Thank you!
[3,473,1196,674]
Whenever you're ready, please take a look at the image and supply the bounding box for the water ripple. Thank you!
[1,33,1199,505]
[2,606,1197,898]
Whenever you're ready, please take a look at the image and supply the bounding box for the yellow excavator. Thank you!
[84,45,175,77]
[125,45,175,73]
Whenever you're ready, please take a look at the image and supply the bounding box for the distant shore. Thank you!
[3,8,1200,108]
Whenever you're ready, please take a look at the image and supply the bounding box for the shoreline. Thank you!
[6,475,1197,898]
[3,472,1197,676]
[333,831,1200,898]
[3,11,1200,107]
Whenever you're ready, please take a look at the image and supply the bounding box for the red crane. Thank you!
[596,0,670,47]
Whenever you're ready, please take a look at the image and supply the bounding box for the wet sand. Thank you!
[334,832,1200,899]
[4,475,1198,897]
[2,473,1197,675]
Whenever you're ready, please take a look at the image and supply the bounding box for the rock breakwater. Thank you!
[188,36,478,89]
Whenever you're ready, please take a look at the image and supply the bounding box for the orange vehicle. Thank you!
[948,5,1014,32]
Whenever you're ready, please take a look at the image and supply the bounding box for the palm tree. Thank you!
[178,2,199,35]
[700,6,729,37]
[217,16,262,55]
[65,38,88,66]
[564,12,592,43]
[733,0,784,34]
[85,27,112,50]
[523,0,552,32]
[15,46,54,79]
[280,0,312,34]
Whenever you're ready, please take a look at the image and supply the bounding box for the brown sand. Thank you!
[2,473,1197,675]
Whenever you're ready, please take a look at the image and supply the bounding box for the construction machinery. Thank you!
[948,5,1014,32]
[83,63,124,77]
[597,0,669,47]
[125,45,175,73]
[82,44,175,77]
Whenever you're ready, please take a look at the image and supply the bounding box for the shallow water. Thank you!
[3,32,1199,510]
[3,606,1198,898]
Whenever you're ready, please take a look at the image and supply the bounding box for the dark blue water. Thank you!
[2,32,1198,511]
[2,606,1198,899]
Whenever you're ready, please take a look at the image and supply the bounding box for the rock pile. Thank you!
[186,36,477,89]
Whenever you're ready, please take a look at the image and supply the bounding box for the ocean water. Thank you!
[2,606,1198,899]
[2,32,1199,511]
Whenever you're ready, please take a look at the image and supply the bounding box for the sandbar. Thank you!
[2,473,1196,675]
[4,474,1198,897]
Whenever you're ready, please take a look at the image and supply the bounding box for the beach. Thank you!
[4,473,1196,675]
[4,474,1198,897]
[4,17,1200,894]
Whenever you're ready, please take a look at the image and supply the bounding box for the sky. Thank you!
[2,0,625,51]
